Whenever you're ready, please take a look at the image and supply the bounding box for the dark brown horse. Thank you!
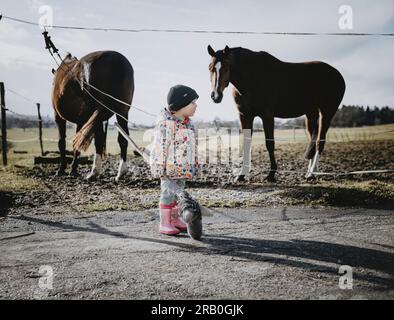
[52,51,134,181]
[208,45,346,182]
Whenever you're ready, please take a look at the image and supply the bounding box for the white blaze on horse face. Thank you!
[214,62,222,99]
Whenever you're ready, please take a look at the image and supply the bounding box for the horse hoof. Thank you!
[306,174,316,181]
[265,174,276,183]
[56,169,66,176]
[115,172,127,182]
[85,171,99,181]
[69,171,80,177]
[234,175,246,183]
[115,161,129,182]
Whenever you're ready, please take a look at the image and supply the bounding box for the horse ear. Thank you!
[224,45,230,56]
[207,45,216,57]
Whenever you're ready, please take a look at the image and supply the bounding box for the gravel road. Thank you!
[1,206,393,300]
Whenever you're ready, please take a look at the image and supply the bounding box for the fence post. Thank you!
[103,120,108,156]
[205,134,209,164]
[228,128,232,164]
[36,103,44,156]
[293,126,296,142]
[0,82,7,166]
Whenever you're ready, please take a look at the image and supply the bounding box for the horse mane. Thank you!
[228,47,281,80]
[231,47,280,63]
[57,53,78,75]
[62,52,78,64]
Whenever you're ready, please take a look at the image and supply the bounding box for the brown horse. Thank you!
[52,51,134,181]
[208,45,346,182]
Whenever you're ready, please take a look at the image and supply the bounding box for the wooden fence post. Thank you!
[0,82,7,166]
[228,128,232,164]
[37,103,44,156]
[293,126,296,142]
[103,120,108,155]
[205,134,209,164]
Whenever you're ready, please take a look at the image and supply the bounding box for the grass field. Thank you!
[4,123,394,167]
[1,123,393,214]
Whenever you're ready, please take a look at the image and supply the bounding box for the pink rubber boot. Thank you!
[159,204,180,235]
[171,202,188,231]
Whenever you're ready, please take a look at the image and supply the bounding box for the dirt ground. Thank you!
[0,207,393,299]
[0,139,393,300]
[2,140,394,215]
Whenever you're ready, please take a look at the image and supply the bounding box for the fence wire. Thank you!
[1,14,394,36]
[1,13,393,176]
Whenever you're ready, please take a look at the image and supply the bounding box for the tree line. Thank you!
[284,105,394,128]
[331,105,394,127]
[1,105,393,130]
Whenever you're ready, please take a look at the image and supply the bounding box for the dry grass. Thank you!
[0,124,393,214]
[0,167,45,192]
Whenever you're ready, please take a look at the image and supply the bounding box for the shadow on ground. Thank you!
[278,184,394,209]
[0,191,14,217]
[9,215,394,289]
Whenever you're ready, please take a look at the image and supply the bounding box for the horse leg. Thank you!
[70,123,82,176]
[234,114,254,183]
[115,115,129,182]
[103,120,109,155]
[86,121,104,181]
[308,110,335,178]
[305,111,319,178]
[55,113,67,176]
[262,116,277,182]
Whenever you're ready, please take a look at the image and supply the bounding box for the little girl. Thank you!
[150,84,199,236]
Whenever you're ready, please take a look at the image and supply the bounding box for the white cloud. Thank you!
[0,0,393,124]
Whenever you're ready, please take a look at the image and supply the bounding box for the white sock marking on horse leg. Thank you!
[86,153,102,180]
[92,153,102,174]
[116,159,128,181]
[310,152,320,173]
[240,130,252,176]
[307,159,313,172]
[306,158,313,178]
[214,62,221,100]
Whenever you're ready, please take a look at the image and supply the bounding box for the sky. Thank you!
[0,0,393,125]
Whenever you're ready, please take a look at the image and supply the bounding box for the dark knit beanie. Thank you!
[167,85,199,112]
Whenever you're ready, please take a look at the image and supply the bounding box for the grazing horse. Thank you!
[52,51,134,181]
[207,45,346,182]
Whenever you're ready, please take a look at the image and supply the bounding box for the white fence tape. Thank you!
[272,169,394,176]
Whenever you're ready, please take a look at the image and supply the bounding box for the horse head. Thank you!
[207,45,231,103]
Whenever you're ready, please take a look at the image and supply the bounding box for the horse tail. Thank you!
[72,110,101,152]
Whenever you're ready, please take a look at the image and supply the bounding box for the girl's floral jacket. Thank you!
[149,108,198,179]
